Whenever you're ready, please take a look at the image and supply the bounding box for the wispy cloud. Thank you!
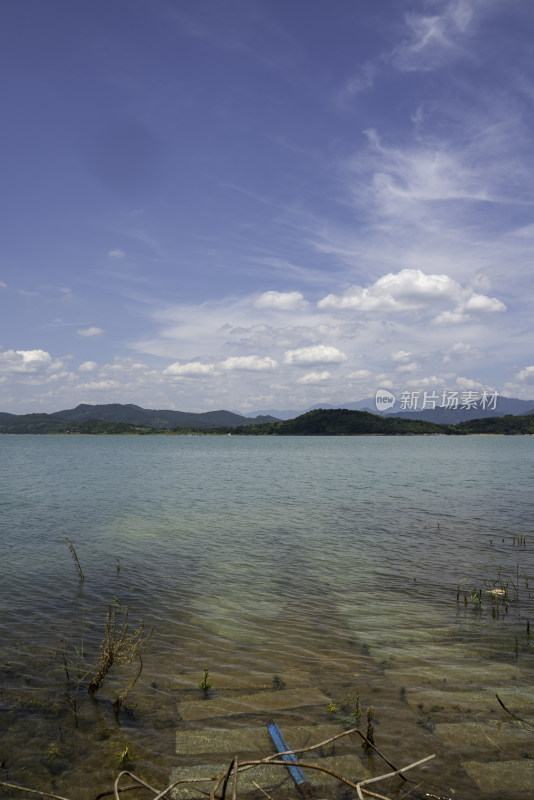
[77,327,105,338]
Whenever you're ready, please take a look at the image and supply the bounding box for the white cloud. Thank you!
[391,350,412,363]
[163,361,216,377]
[0,281,6,289]
[393,0,475,71]
[441,342,484,362]
[397,361,419,373]
[516,366,534,384]
[108,249,126,258]
[455,376,486,391]
[283,345,347,366]
[221,355,277,372]
[347,369,372,380]
[463,293,505,313]
[0,349,63,374]
[319,270,461,312]
[297,371,331,384]
[77,327,105,337]
[78,361,98,372]
[319,269,506,324]
[254,290,308,311]
[78,380,120,390]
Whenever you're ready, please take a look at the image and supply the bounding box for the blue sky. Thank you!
[1,0,533,414]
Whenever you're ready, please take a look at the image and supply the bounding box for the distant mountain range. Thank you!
[1,397,533,435]
[0,403,279,431]
[247,395,534,423]
[1,403,534,436]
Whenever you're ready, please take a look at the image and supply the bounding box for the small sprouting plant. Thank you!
[362,706,375,752]
[327,701,338,714]
[117,747,133,767]
[199,667,212,694]
[470,586,483,609]
[47,744,61,760]
[272,674,286,690]
[339,693,362,725]
[350,692,362,725]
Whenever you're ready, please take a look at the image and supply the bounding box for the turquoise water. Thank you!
[0,435,533,798]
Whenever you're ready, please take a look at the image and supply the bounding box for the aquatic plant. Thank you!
[66,537,84,582]
[88,599,153,713]
[116,746,133,767]
[459,553,530,617]
[199,667,212,695]
[362,706,375,753]
[272,674,286,690]
[326,701,338,714]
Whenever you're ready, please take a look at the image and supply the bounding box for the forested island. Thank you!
[1,407,533,435]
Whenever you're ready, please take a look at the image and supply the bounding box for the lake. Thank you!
[0,434,533,799]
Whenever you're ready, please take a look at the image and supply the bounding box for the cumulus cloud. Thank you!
[516,366,534,384]
[297,371,331,384]
[254,291,308,311]
[77,327,105,337]
[283,345,347,366]
[0,349,63,373]
[391,350,412,363]
[221,356,277,371]
[78,361,98,372]
[318,269,506,324]
[108,249,125,258]
[441,342,484,362]
[163,361,216,377]
[397,361,419,373]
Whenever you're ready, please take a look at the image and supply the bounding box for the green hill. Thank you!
[230,408,452,436]
[51,403,277,429]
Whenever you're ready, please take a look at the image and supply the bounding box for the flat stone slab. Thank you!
[434,721,533,748]
[178,688,329,721]
[406,685,534,714]
[176,724,342,756]
[171,670,313,692]
[170,754,370,799]
[387,660,523,685]
[461,759,534,793]
[406,688,500,714]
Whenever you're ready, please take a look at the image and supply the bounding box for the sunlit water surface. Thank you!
[0,435,533,798]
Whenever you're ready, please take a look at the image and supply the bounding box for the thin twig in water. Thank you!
[355,755,436,800]
[260,725,400,776]
[496,693,534,731]
[66,537,84,581]
[0,783,71,800]
[232,756,238,800]
[251,781,273,800]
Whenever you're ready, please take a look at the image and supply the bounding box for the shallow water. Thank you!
[0,435,533,798]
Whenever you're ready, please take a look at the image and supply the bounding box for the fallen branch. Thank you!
[354,755,436,800]
[1,729,436,800]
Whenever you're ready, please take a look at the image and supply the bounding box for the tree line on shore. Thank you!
[1,408,533,435]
